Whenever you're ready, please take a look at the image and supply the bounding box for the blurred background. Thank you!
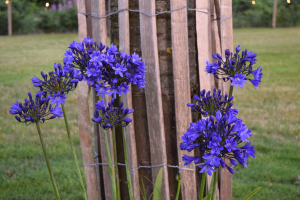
[0,0,299,200]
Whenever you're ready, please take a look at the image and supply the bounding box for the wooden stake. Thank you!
[170,1,197,199]
[7,1,12,35]
[118,0,140,199]
[77,0,100,199]
[272,0,278,28]
[139,0,170,199]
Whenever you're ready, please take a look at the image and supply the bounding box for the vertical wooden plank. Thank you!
[139,1,170,199]
[119,0,140,199]
[90,1,108,199]
[219,0,233,199]
[77,1,100,200]
[210,0,222,90]
[220,0,233,96]
[170,1,197,199]
[272,0,278,28]
[196,0,213,93]
[129,0,153,196]
[7,0,12,35]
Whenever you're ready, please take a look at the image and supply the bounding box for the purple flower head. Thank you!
[95,83,109,98]
[92,98,133,129]
[32,63,80,95]
[50,91,67,105]
[206,45,262,89]
[9,91,62,125]
[230,73,248,89]
[180,106,255,175]
[187,88,235,117]
[65,38,146,99]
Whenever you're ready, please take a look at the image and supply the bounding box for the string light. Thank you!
[287,0,291,3]
[5,0,9,4]
[45,2,49,7]
[252,0,256,5]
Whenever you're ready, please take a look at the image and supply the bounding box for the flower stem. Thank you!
[227,85,234,107]
[104,129,117,200]
[112,128,120,200]
[198,172,206,200]
[122,127,134,200]
[211,169,219,200]
[35,122,61,200]
[61,104,88,200]
[175,174,181,200]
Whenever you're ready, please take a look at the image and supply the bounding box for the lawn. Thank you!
[0,28,299,200]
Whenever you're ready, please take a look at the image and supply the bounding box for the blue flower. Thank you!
[83,36,93,47]
[63,50,74,65]
[199,163,216,176]
[50,91,67,105]
[86,63,101,77]
[118,84,130,95]
[182,155,201,166]
[9,91,62,125]
[187,88,235,117]
[32,63,81,95]
[89,51,104,66]
[92,98,133,129]
[95,83,109,97]
[112,63,127,77]
[230,73,248,89]
[206,45,262,89]
[180,106,255,175]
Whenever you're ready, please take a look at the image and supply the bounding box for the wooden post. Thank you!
[211,0,222,90]
[170,1,197,199]
[219,0,233,200]
[272,0,278,28]
[76,0,100,200]
[7,0,12,35]
[139,0,170,199]
[118,0,140,199]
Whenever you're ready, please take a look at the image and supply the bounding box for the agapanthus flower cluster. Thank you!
[31,63,82,95]
[9,91,63,125]
[63,37,146,98]
[187,88,237,117]
[180,110,255,175]
[92,98,134,129]
[206,45,263,89]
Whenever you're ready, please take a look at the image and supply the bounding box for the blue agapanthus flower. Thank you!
[9,91,63,125]
[187,88,237,117]
[63,38,146,99]
[206,45,263,89]
[180,110,255,175]
[31,63,82,95]
[92,98,134,129]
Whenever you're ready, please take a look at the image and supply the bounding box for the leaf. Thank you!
[139,179,147,200]
[153,168,163,200]
[243,187,262,200]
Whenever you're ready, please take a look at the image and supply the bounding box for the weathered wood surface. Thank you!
[7,1,12,35]
[91,0,108,198]
[119,0,140,199]
[210,0,222,90]
[219,0,233,199]
[129,0,153,197]
[77,1,100,200]
[170,1,197,199]
[139,0,170,199]
[272,0,278,28]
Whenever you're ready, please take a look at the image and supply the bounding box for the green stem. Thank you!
[175,175,181,200]
[211,169,219,200]
[198,172,207,200]
[206,172,215,200]
[227,85,234,107]
[122,127,134,200]
[61,104,88,200]
[104,129,117,200]
[36,122,61,200]
[112,128,120,200]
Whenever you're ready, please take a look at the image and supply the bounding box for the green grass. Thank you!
[233,28,300,200]
[0,28,299,200]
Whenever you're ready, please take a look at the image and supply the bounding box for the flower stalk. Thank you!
[122,126,134,200]
[61,104,88,200]
[36,122,61,200]
[104,129,117,200]
[198,172,206,200]
[112,127,120,200]
[211,169,219,200]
